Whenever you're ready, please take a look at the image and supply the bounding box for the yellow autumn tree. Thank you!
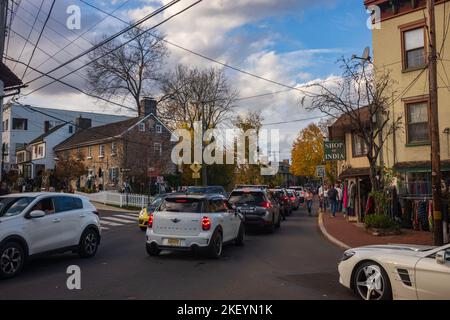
[290,123,327,178]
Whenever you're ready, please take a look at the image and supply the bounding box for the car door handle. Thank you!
[79,214,86,218]
[52,218,61,223]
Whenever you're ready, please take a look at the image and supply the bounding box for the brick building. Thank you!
[54,98,176,192]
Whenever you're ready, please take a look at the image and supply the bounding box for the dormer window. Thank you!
[156,124,162,133]
[139,123,146,132]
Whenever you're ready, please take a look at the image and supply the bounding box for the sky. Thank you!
[5,0,372,158]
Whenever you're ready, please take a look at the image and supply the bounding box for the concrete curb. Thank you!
[93,201,141,213]
[318,211,351,250]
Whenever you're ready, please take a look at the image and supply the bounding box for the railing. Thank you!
[75,191,152,209]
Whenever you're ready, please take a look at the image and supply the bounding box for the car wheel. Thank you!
[207,230,223,258]
[0,242,25,279]
[78,229,100,258]
[235,223,245,246]
[146,244,161,256]
[353,261,392,300]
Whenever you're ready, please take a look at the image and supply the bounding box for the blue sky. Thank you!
[8,0,373,156]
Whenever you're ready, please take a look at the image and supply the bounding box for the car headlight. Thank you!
[341,250,355,261]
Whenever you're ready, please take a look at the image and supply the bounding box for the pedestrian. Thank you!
[328,184,338,218]
[305,188,314,216]
[335,183,343,213]
[318,185,324,212]
[323,185,329,211]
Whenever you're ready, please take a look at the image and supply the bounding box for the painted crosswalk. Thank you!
[100,212,139,231]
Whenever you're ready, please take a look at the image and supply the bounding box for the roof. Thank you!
[0,62,23,89]
[328,106,370,140]
[54,117,142,151]
[28,123,67,145]
[165,194,225,200]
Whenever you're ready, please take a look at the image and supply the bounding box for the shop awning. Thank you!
[339,167,370,179]
[394,161,450,173]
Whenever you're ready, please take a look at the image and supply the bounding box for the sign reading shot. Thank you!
[324,141,345,161]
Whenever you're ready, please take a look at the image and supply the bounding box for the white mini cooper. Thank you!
[145,194,244,258]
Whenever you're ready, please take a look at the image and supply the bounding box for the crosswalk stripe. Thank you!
[127,213,140,217]
[102,217,134,224]
[101,226,110,230]
[100,220,122,226]
[113,214,138,221]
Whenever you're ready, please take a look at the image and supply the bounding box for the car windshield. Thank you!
[0,197,35,218]
[229,191,265,205]
[159,198,202,213]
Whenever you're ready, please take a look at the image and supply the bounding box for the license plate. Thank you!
[167,238,181,246]
[240,207,255,214]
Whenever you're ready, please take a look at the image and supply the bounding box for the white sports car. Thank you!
[338,243,450,300]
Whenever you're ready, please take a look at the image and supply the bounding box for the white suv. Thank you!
[0,193,101,279]
[146,194,244,258]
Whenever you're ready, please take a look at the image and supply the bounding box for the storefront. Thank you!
[339,167,372,223]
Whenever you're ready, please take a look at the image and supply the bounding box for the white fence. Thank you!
[75,191,152,209]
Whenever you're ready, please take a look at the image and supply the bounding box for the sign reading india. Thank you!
[324,141,345,161]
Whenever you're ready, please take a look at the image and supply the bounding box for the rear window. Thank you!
[228,191,265,205]
[159,198,202,213]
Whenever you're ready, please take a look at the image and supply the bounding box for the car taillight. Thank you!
[283,196,288,201]
[202,216,211,231]
[259,201,271,208]
[290,197,295,201]
[148,214,154,229]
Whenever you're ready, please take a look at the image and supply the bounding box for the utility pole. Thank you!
[427,0,444,246]
[201,101,207,186]
[0,0,8,60]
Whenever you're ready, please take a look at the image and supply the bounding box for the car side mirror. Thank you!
[436,251,446,265]
[29,210,45,219]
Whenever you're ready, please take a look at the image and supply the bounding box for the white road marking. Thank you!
[100,220,122,226]
[101,226,110,230]
[113,214,139,221]
[102,217,134,224]
[127,213,140,217]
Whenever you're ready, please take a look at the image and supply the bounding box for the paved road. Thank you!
[0,206,355,300]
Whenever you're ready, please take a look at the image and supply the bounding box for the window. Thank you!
[87,146,93,158]
[54,196,83,213]
[31,198,55,215]
[352,133,368,157]
[109,167,119,182]
[48,120,62,129]
[154,142,162,155]
[69,125,74,134]
[208,199,228,213]
[0,197,34,218]
[403,27,426,70]
[406,101,429,144]
[111,142,117,155]
[32,144,45,159]
[12,118,28,130]
[139,123,146,132]
[2,119,8,132]
[156,124,163,133]
[99,145,105,158]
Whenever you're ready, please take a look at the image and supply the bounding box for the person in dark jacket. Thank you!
[327,184,338,217]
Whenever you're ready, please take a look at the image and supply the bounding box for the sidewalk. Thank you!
[93,201,141,213]
[319,210,433,248]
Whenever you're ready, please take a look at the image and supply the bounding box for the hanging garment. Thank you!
[343,184,348,211]
[417,201,429,231]
[428,200,433,232]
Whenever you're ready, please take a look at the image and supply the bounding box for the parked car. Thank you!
[228,188,281,232]
[338,243,450,300]
[186,186,227,197]
[146,194,244,258]
[0,193,101,279]
[286,189,300,210]
[268,188,292,218]
[138,194,169,231]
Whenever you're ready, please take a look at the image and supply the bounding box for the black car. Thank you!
[228,188,281,233]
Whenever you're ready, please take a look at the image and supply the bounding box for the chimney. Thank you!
[139,97,157,117]
[75,116,92,132]
[44,121,50,133]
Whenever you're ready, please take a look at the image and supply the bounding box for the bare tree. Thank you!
[159,65,238,130]
[305,58,401,191]
[86,29,168,112]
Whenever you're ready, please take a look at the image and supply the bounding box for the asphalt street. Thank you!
[0,205,355,300]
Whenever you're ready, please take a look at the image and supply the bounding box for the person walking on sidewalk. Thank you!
[318,185,324,212]
[305,188,314,216]
[335,183,343,213]
[328,184,338,218]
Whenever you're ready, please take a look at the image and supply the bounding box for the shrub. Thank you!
[365,214,400,230]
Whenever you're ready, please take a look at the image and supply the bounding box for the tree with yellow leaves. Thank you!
[291,123,329,178]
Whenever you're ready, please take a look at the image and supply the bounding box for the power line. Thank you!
[25,0,183,87]
[21,0,56,80]
[12,0,44,71]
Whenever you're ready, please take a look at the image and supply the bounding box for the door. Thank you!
[415,247,450,299]
[53,196,85,246]
[24,197,74,254]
